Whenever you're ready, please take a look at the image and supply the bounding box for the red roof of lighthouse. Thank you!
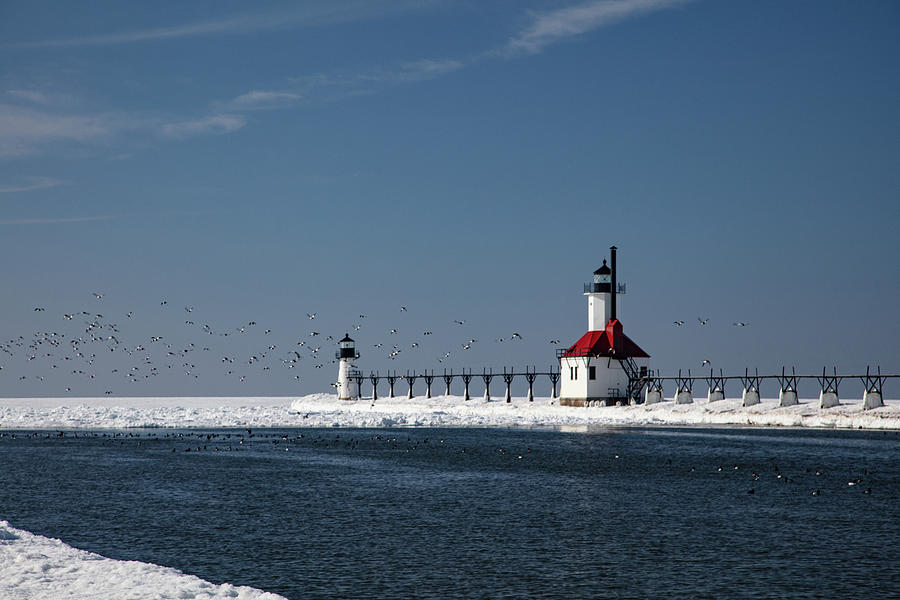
[561,319,649,359]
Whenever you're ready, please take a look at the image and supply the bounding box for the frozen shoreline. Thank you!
[0,520,286,600]
[1,393,899,430]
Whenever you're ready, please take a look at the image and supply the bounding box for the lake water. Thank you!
[1,426,898,599]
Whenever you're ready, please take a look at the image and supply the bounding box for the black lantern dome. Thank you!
[337,334,359,360]
[591,260,612,292]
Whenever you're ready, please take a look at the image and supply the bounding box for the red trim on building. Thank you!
[561,319,649,359]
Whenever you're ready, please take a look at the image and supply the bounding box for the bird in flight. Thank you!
[390,329,398,334]
[698,317,709,325]
[93,292,103,300]
[550,339,560,344]
[733,322,749,327]
[400,306,407,312]
[454,320,465,325]
[701,359,711,367]
[673,320,685,326]
[511,332,522,340]
[307,313,317,320]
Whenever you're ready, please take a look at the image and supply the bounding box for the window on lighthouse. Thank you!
[589,366,596,380]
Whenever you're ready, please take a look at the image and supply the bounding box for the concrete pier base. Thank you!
[820,390,840,408]
[675,390,693,404]
[863,391,884,410]
[644,389,663,404]
[779,389,799,407]
[742,388,760,407]
[707,389,724,402]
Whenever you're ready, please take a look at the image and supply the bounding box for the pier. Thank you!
[350,365,896,410]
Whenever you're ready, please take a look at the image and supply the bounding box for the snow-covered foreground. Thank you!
[0,521,286,600]
[1,393,900,430]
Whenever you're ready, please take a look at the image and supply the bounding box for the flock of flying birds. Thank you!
[673,317,749,327]
[4,294,751,394]
[1,295,539,395]
[672,317,751,368]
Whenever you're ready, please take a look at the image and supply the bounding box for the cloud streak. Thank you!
[22,1,435,48]
[505,0,691,56]
[229,91,303,110]
[0,103,117,157]
[0,177,70,194]
[0,215,116,225]
[160,114,246,140]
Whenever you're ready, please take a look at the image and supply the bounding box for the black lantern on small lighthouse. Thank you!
[592,260,612,293]
[337,334,359,360]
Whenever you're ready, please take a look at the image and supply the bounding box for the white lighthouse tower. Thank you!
[558,246,650,406]
[336,333,360,400]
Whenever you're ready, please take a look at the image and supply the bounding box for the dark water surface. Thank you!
[1,426,898,599]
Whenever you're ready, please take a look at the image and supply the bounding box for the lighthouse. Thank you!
[558,246,650,406]
[336,333,360,400]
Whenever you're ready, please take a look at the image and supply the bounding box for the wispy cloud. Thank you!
[0,177,70,194]
[22,1,435,48]
[230,91,303,110]
[0,215,116,225]
[0,103,117,157]
[505,0,691,56]
[361,59,465,83]
[6,90,52,105]
[283,59,465,104]
[160,114,246,140]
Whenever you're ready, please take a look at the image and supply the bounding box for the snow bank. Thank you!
[0,520,286,600]
[1,393,899,430]
[288,394,900,430]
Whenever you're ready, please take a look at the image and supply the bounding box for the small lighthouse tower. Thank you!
[558,246,650,406]
[336,333,360,400]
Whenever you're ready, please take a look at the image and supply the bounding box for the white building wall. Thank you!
[337,359,358,400]
[586,293,612,331]
[560,356,632,403]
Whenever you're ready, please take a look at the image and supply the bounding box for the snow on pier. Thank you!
[1,393,899,430]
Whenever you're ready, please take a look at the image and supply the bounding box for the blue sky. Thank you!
[1,0,898,397]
